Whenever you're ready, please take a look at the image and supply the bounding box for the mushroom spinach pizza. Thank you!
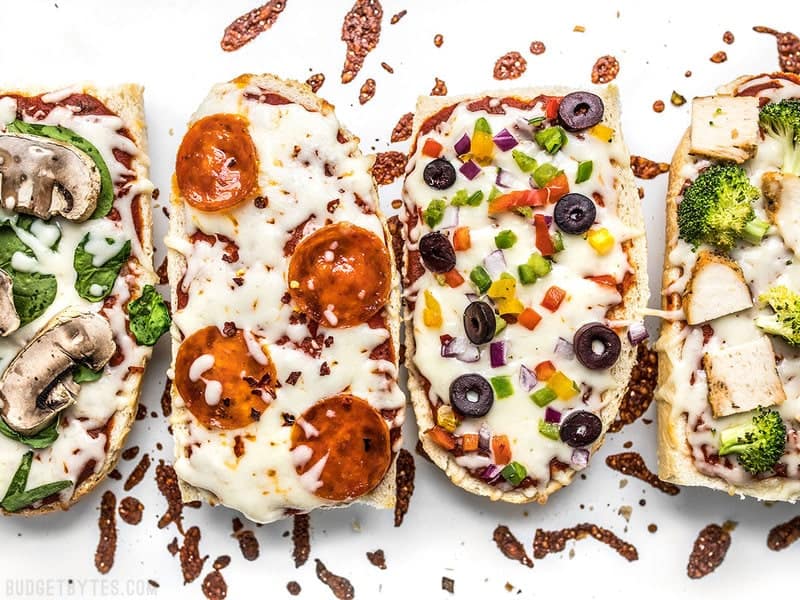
[0,85,167,515]
[400,86,648,503]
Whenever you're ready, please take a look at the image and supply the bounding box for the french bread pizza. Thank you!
[0,84,164,515]
[400,86,648,503]
[167,74,404,523]
[657,72,800,500]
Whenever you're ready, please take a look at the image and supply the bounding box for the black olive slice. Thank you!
[419,231,456,273]
[449,373,494,418]
[463,301,496,345]
[558,92,605,132]
[559,410,602,447]
[554,193,597,235]
[423,158,457,190]
[573,322,621,370]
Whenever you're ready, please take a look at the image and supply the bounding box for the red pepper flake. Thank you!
[609,344,657,432]
[753,26,800,73]
[124,453,151,492]
[95,491,117,574]
[723,31,735,44]
[652,100,665,113]
[180,526,208,584]
[340,0,383,84]
[630,155,669,179]
[292,514,311,567]
[121,446,139,461]
[315,559,355,600]
[493,525,534,568]
[233,523,260,561]
[390,9,406,24]
[373,151,407,185]
[381,62,394,73]
[768,516,800,550]
[530,41,546,55]
[306,73,325,93]
[433,33,444,47]
[160,378,173,418]
[136,403,147,421]
[286,371,301,385]
[687,523,731,579]
[431,77,448,96]
[366,549,387,569]
[605,452,680,495]
[118,496,144,525]
[148,580,159,588]
[156,256,168,285]
[155,460,184,530]
[220,0,288,52]
[442,577,455,593]
[493,51,528,80]
[202,570,227,600]
[710,51,728,63]
[591,55,620,84]
[287,581,302,595]
[213,555,231,570]
[108,469,122,481]
[356,79,376,106]
[394,448,416,527]
[391,112,414,142]
[533,523,638,561]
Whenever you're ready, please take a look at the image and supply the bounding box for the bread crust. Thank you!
[1,83,155,516]
[168,73,401,515]
[402,86,648,503]
[656,75,800,501]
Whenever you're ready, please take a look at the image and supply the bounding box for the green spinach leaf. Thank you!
[73,364,103,384]
[128,284,171,346]
[6,120,114,219]
[1,451,73,512]
[0,417,60,449]
[0,225,57,326]
[73,235,130,302]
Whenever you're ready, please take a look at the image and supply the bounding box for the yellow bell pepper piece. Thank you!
[471,131,495,166]
[437,404,459,432]
[423,289,442,327]
[549,371,579,400]
[497,297,524,315]
[589,124,614,143]
[488,278,516,299]
[587,228,615,255]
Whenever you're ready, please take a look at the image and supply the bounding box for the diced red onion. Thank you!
[544,406,562,424]
[543,215,553,226]
[454,133,471,156]
[571,448,590,468]
[480,463,503,483]
[478,423,491,452]
[459,160,481,180]
[493,128,518,152]
[456,343,481,363]
[495,168,516,188]
[554,337,575,360]
[441,336,468,358]
[627,321,649,345]
[483,249,506,279]
[490,341,507,368]
[518,364,537,392]
[440,205,459,229]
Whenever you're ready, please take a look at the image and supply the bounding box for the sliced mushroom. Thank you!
[0,133,100,222]
[704,336,785,418]
[0,309,115,435]
[763,171,800,254]
[690,96,760,163]
[683,251,753,325]
[0,269,19,336]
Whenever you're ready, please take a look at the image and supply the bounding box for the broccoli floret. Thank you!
[759,98,800,175]
[755,285,800,345]
[677,163,760,249]
[718,407,786,474]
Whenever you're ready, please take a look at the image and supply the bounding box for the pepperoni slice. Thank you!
[174,325,276,429]
[176,113,259,212]
[287,223,391,327]
[291,394,391,501]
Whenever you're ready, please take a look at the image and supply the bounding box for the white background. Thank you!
[0,1,798,598]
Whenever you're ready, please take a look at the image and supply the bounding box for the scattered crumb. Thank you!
[442,577,455,594]
[591,55,620,84]
[574,25,586,32]
[653,100,665,113]
[710,51,728,63]
[431,78,447,96]
[530,41,546,55]
[433,34,443,47]
[723,31,734,44]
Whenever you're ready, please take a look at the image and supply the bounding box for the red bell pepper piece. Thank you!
[488,189,547,215]
[534,214,556,256]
